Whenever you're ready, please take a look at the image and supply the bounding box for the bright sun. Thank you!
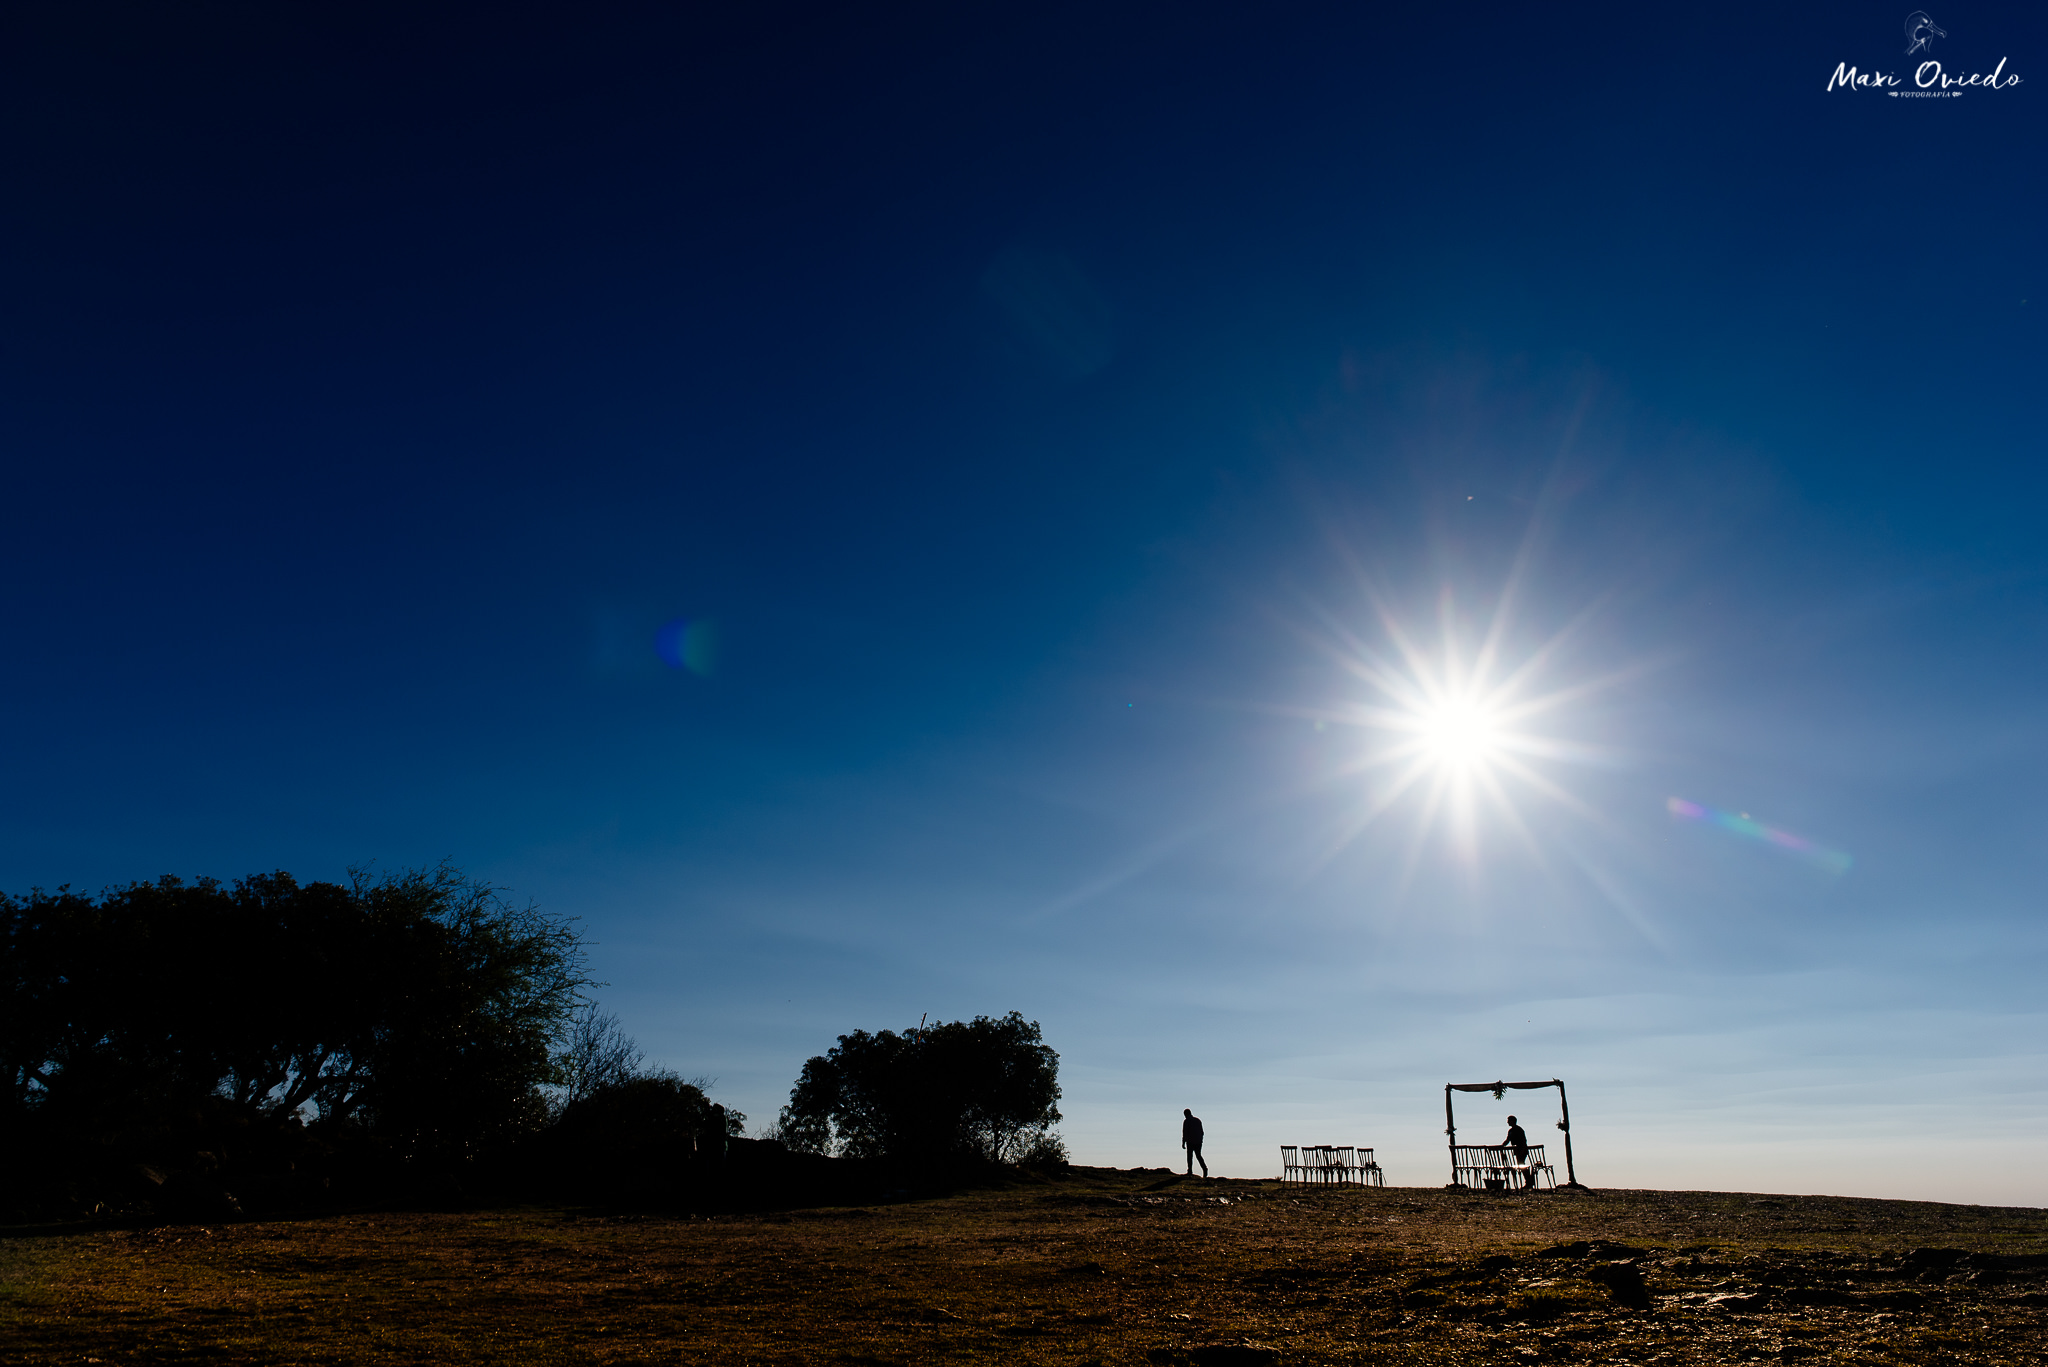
[1414,698,1503,769]
[1304,587,1617,866]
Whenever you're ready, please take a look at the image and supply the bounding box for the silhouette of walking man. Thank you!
[1182,1108,1208,1178]
[1502,1114,1532,1188]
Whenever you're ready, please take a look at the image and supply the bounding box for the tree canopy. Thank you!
[778,1012,1062,1165]
[3,864,587,1164]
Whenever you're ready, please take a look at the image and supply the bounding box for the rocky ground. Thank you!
[3,1168,2044,1364]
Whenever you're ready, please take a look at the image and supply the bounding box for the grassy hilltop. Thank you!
[4,1167,2045,1365]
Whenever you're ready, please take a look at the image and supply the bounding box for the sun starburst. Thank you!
[1305,586,1621,870]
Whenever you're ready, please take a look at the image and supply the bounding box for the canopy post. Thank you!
[1443,1085,1457,1187]
[1554,1078,1584,1189]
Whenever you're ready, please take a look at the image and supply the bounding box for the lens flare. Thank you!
[654,617,717,676]
[1666,797,1851,875]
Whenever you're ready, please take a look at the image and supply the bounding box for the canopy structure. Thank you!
[1442,1078,1584,1189]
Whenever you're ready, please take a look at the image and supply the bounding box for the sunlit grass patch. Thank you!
[1510,1282,1608,1320]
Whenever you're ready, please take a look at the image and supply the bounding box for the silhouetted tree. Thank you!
[555,1072,745,1153]
[554,1005,645,1112]
[541,1006,747,1198]
[2,864,587,1167]
[778,1012,1061,1164]
[339,865,588,1159]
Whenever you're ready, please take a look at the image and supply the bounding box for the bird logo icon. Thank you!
[1904,11,1946,56]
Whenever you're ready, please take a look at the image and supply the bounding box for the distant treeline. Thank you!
[2,865,1068,1221]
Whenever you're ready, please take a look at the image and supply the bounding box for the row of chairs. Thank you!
[1279,1144,1384,1186]
[1277,1143,1557,1189]
[1449,1143,1556,1191]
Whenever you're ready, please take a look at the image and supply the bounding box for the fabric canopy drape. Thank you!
[1447,1080,1558,1093]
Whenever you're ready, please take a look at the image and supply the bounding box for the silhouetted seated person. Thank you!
[1182,1108,1208,1178]
[1501,1115,1533,1188]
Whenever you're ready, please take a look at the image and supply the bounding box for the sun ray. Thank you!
[1291,752,1438,884]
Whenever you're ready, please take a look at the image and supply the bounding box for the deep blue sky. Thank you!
[3,2,2043,1199]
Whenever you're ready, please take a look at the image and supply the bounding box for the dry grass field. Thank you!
[5,1167,2045,1365]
